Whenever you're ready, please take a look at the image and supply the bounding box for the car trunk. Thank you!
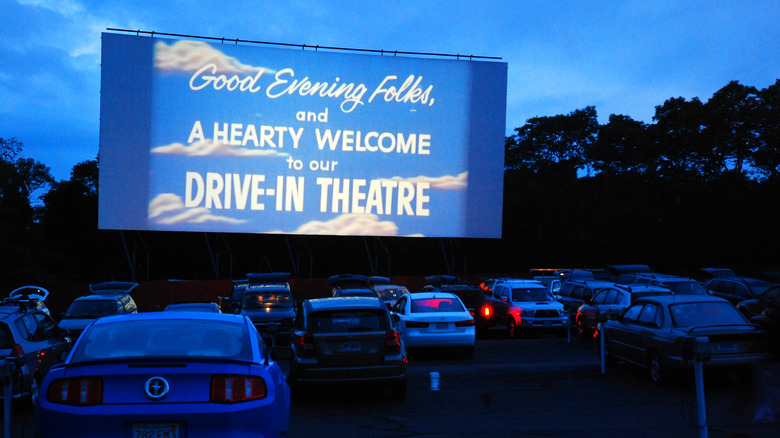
[309,309,388,367]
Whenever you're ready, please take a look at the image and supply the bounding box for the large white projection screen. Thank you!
[98,33,507,238]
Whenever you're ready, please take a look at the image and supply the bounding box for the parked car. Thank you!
[575,284,672,339]
[704,276,774,305]
[288,296,407,399]
[556,279,619,322]
[490,279,567,338]
[9,285,52,316]
[37,312,291,438]
[737,284,780,319]
[58,281,139,339]
[329,274,380,298]
[369,276,410,308]
[0,294,72,407]
[164,302,222,313]
[223,278,249,312]
[390,292,475,356]
[602,295,770,385]
[423,275,501,335]
[237,273,295,346]
[621,273,706,295]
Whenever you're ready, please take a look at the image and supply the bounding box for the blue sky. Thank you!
[2,0,779,182]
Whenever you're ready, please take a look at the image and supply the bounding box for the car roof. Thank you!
[495,279,546,287]
[89,281,138,294]
[617,284,672,294]
[91,311,246,326]
[633,294,730,306]
[306,296,384,311]
[408,292,459,300]
[563,279,617,288]
[73,294,123,302]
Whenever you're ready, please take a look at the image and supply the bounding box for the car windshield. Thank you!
[242,292,292,309]
[512,287,554,302]
[65,300,116,318]
[70,319,251,362]
[310,310,386,333]
[374,286,408,301]
[411,298,465,313]
[664,281,706,295]
[670,302,747,328]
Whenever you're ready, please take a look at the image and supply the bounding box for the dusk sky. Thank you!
[2,0,779,182]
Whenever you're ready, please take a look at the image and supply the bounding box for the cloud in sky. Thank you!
[279,213,401,236]
[151,140,289,158]
[148,193,246,225]
[154,40,274,74]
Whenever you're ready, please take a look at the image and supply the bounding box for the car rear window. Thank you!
[70,319,252,362]
[670,302,747,328]
[242,291,292,309]
[411,298,465,313]
[310,310,387,333]
[65,299,117,317]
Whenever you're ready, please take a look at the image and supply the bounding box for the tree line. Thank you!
[1,79,779,287]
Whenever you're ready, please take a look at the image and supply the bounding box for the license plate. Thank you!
[715,341,739,352]
[435,322,449,330]
[133,424,178,438]
[340,342,361,352]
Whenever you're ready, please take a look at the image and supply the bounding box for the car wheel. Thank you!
[648,352,665,385]
[507,318,518,339]
[577,318,591,340]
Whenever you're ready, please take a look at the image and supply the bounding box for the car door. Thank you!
[624,303,662,365]
[606,303,643,362]
[27,312,71,377]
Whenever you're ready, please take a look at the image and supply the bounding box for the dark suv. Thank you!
[237,273,296,346]
[0,294,72,407]
[58,281,138,339]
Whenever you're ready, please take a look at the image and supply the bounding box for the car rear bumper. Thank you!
[403,331,475,348]
[290,361,407,384]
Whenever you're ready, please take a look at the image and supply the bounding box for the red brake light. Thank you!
[482,306,492,318]
[405,321,429,328]
[211,375,267,403]
[10,344,24,357]
[385,330,401,353]
[47,377,103,406]
[455,319,475,327]
[297,333,316,357]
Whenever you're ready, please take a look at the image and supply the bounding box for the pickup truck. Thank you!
[488,278,568,338]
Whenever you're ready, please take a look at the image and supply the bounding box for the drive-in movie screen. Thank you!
[98,33,507,238]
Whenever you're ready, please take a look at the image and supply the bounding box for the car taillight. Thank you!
[481,305,492,318]
[454,319,475,327]
[297,333,316,357]
[47,377,103,406]
[211,375,267,403]
[10,344,24,357]
[405,321,429,328]
[385,330,401,353]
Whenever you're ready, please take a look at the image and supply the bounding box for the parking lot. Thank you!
[6,328,779,438]
[285,330,779,438]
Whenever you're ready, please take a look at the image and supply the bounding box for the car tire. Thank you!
[507,318,518,339]
[648,352,665,385]
[577,317,591,340]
